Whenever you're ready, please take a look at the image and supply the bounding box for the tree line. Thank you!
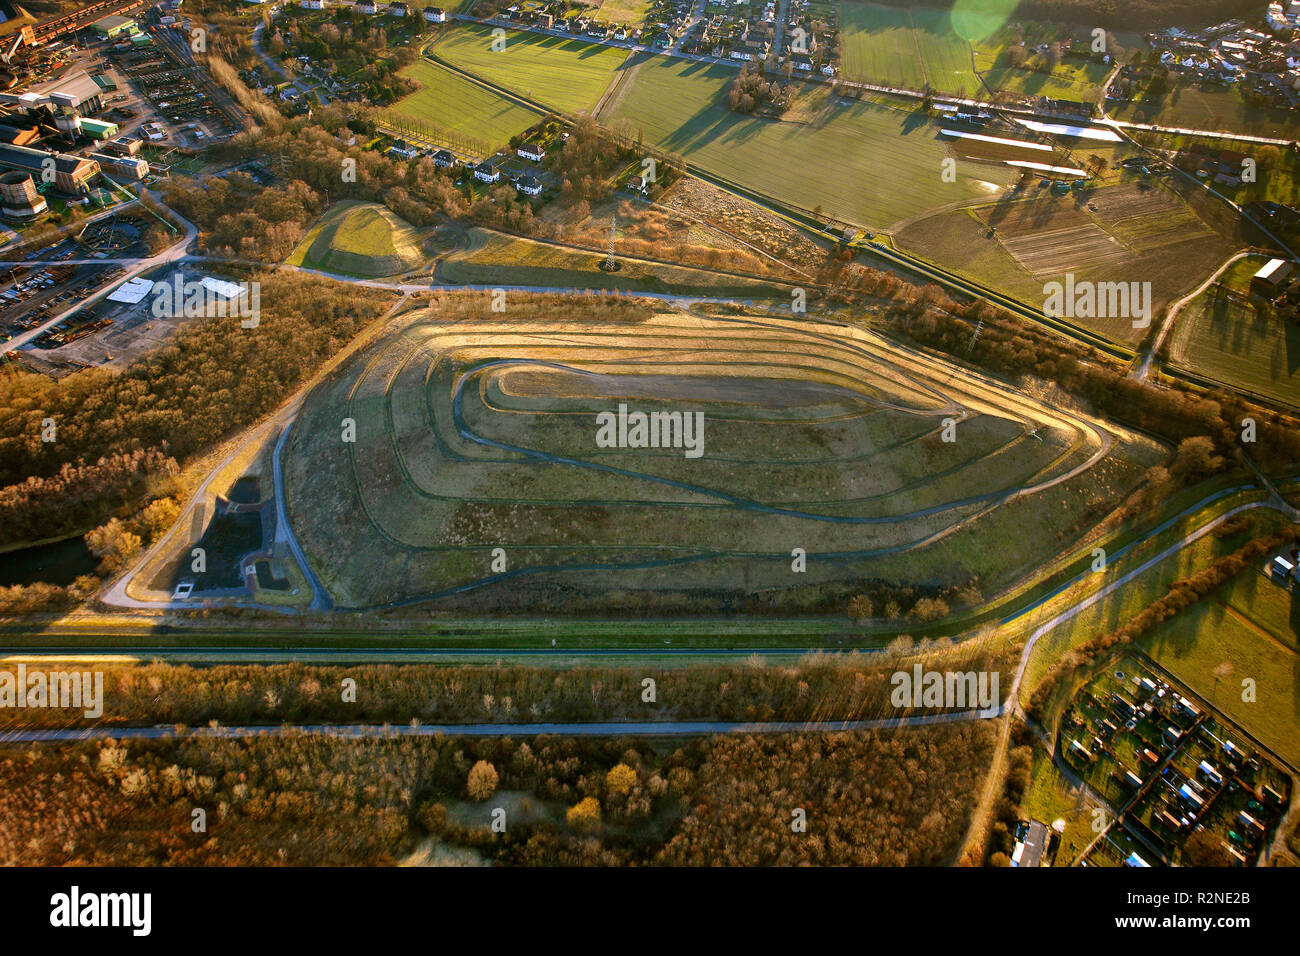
[0,647,1008,731]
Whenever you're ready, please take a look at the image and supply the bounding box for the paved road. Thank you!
[271,418,331,611]
[101,407,301,613]
[0,711,990,744]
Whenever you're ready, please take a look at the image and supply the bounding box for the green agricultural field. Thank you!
[430,23,629,114]
[980,61,1108,101]
[283,299,1155,612]
[1167,254,1300,409]
[1140,570,1300,767]
[388,59,541,150]
[592,0,656,25]
[600,54,1014,229]
[286,201,428,277]
[840,2,982,94]
[1017,503,1289,702]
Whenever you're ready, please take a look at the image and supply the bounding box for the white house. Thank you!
[424,5,447,21]
[518,174,542,196]
[388,139,419,159]
[473,161,499,183]
[517,142,545,161]
[355,0,379,13]
[301,0,327,8]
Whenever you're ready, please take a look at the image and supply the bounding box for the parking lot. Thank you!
[104,29,242,147]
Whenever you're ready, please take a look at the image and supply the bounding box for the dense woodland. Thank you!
[727,64,789,116]
[0,274,392,563]
[0,723,995,865]
[165,114,684,259]
[1010,0,1263,30]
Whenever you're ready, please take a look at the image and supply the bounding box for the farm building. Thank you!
[1124,851,1150,867]
[1155,810,1183,831]
[1197,760,1223,787]
[1252,258,1293,294]
[1269,554,1297,585]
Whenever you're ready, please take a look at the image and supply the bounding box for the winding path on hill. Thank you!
[307,307,1116,609]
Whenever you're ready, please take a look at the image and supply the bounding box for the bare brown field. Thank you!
[993,217,1130,277]
[657,177,836,276]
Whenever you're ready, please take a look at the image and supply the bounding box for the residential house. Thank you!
[388,139,418,159]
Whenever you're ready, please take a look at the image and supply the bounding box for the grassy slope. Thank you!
[437,227,785,294]
[285,200,425,277]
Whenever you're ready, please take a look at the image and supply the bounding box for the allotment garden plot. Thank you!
[283,300,1160,612]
